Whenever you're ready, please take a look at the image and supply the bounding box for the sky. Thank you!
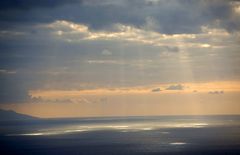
[0,0,240,118]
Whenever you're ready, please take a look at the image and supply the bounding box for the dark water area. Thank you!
[0,115,240,155]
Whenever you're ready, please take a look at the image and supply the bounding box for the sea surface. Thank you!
[0,115,240,155]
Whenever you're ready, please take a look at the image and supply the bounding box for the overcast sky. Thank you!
[0,0,240,117]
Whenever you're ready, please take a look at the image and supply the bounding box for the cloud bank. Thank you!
[0,0,240,104]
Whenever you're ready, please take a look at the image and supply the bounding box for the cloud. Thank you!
[208,90,224,95]
[101,49,112,56]
[0,19,238,99]
[0,0,79,10]
[0,0,239,34]
[31,96,73,104]
[30,96,94,104]
[166,84,184,90]
[87,60,123,65]
[0,69,45,104]
[151,88,161,92]
[0,0,239,105]
[45,20,232,49]
[0,69,16,74]
[0,87,31,104]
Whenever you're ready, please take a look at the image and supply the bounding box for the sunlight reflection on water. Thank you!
[169,142,187,145]
[7,122,210,136]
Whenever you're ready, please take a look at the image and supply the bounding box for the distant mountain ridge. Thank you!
[0,109,38,121]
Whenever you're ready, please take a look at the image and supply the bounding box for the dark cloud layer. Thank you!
[0,0,239,33]
[0,0,79,10]
[151,88,161,92]
[166,84,184,90]
[0,76,31,104]
[208,90,224,95]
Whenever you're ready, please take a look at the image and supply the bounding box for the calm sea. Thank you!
[0,115,240,155]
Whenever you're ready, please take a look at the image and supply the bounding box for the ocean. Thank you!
[0,115,240,155]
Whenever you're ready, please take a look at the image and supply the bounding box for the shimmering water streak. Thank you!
[6,115,240,137]
[169,142,187,145]
[7,122,210,136]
